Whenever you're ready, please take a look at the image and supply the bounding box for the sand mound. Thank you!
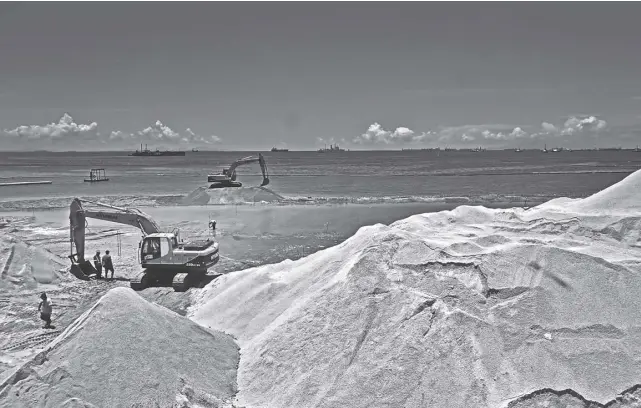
[537,169,641,215]
[1,287,239,408]
[181,186,284,205]
[190,171,641,408]
[0,236,67,291]
[508,384,641,407]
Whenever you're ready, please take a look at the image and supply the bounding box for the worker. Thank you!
[209,220,217,236]
[38,292,53,329]
[93,250,103,279]
[102,250,115,280]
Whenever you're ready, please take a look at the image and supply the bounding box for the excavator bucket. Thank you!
[69,260,97,281]
[260,177,270,187]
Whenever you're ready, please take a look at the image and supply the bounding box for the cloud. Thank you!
[110,123,222,145]
[1,113,222,150]
[355,115,611,148]
[434,124,527,144]
[531,115,608,139]
[353,122,434,144]
[132,121,221,145]
[137,120,181,141]
[3,113,98,141]
[541,122,557,133]
[559,115,607,135]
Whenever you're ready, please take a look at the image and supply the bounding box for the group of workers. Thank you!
[92,250,115,279]
[36,251,114,329]
[36,221,218,328]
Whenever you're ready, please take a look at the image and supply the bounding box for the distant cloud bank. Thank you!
[0,114,222,151]
[0,111,632,151]
[352,115,612,148]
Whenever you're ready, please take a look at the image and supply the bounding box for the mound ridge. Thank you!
[537,168,641,215]
[190,170,641,408]
[0,287,239,408]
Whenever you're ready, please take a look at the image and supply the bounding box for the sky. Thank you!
[1,2,641,151]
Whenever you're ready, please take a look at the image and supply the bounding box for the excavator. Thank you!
[68,198,220,292]
[208,153,270,189]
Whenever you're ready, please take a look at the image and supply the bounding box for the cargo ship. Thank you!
[318,143,345,152]
[271,147,289,152]
[129,144,186,157]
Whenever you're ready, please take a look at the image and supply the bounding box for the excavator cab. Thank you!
[141,236,162,261]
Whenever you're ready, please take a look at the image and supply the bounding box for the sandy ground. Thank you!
[1,201,481,382]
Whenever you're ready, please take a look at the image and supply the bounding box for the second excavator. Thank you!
[68,198,220,292]
[207,153,270,189]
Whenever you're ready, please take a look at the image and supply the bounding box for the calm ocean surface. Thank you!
[0,150,639,211]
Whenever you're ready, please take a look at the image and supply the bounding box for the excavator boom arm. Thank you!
[258,153,270,186]
[69,198,161,262]
[222,153,270,186]
[226,156,259,174]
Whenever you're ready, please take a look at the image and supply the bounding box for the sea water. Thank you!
[0,149,637,209]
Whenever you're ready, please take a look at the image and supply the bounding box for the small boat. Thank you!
[84,168,109,183]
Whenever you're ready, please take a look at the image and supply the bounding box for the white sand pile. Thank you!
[508,385,641,407]
[0,287,239,408]
[0,235,67,291]
[181,186,284,205]
[538,168,641,216]
[190,169,641,408]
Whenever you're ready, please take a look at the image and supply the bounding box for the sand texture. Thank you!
[190,169,641,408]
[0,287,239,408]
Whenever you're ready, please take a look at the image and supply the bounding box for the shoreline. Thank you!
[0,196,552,216]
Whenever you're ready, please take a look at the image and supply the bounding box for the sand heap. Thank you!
[0,235,67,291]
[538,167,641,216]
[181,186,284,205]
[0,287,239,408]
[190,169,641,408]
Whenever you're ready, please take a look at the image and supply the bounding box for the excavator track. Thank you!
[172,273,190,292]
[130,271,151,291]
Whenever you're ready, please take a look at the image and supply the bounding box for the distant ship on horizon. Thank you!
[318,143,345,152]
[271,147,289,152]
[130,144,186,157]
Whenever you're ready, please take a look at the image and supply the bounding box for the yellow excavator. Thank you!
[207,153,270,189]
[68,198,220,291]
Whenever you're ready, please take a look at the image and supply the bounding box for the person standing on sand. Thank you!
[102,250,114,280]
[93,250,103,279]
[38,292,52,328]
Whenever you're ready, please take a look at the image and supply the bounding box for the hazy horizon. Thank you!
[2,2,641,151]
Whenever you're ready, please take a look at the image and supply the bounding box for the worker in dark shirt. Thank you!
[102,250,115,280]
[38,292,53,329]
[93,250,103,279]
